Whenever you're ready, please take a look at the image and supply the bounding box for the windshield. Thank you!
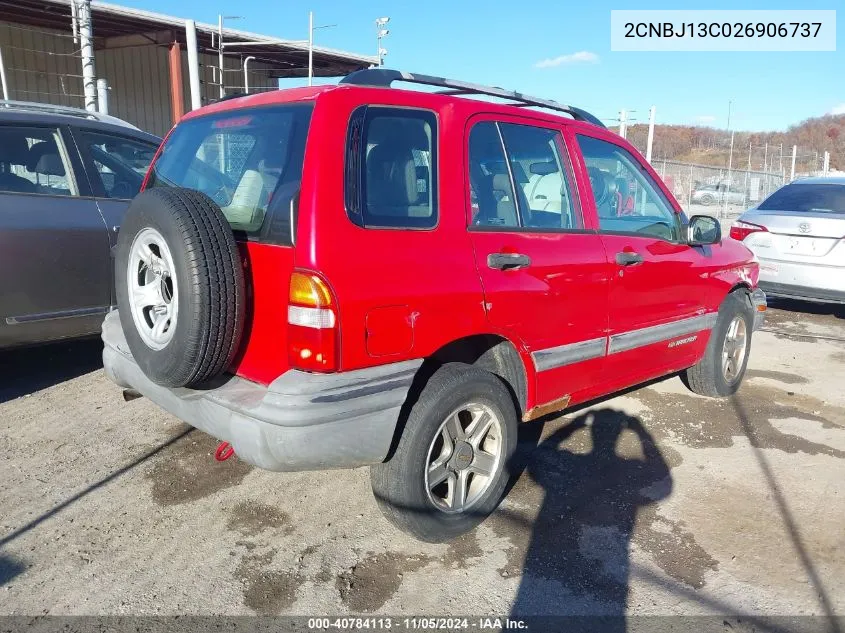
[758,183,845,214]
[146,104,313,244]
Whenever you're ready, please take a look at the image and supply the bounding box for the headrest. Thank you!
[530,161,558,176]
[492,173,512,192]
[35,153,66,177]
[0,131,31,165]
[27,141,64,176]
[366,141,418,207]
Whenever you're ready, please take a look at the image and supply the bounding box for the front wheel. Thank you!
[370,363,518,542]
[683,291,753,397]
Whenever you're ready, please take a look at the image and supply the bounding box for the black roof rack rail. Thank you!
[340,69,605,128]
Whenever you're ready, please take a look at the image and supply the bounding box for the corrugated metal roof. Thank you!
[0,0,377,77]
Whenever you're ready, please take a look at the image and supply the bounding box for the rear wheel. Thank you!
[683,291,753,397]
[370,363,518,542]
[699,194,715,206]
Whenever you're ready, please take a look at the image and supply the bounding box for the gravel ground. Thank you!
[0,299,843,619]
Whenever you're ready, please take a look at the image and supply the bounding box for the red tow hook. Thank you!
[215,441,235,462]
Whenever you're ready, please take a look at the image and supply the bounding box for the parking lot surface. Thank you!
[1,300,844,617]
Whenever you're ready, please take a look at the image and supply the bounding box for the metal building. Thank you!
[0,0,377,136]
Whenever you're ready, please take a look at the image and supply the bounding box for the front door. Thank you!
[0,124,110,347]
[466,115,610,405]
[573,131,714,381]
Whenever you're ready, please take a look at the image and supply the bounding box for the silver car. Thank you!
[731,177,845,304]
[692,183,746,206]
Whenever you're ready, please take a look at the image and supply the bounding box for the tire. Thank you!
[115,187,245,388]
[699,194,715,206]
[370,363,518,543]
[682,291,753,397]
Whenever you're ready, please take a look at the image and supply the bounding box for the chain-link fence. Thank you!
[650,158,784,219]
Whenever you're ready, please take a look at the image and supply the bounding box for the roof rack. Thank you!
[340,69,605,128]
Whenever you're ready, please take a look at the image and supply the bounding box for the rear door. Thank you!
[466,114,610,405]
[573,130,715,381]
[0,123,111,347]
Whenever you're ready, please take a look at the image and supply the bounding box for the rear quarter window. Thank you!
[345,106,438,229]
[146,104,313,245]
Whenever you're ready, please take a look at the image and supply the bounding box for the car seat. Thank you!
[0,131,37,193]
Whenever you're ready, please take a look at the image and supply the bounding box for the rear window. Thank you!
[146,104,313,244]
[758,183,845,214]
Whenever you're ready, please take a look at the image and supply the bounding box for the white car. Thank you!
[731,177,845,304]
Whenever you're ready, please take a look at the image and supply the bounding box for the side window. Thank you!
[346,107,437,229]
[468,121,519,228]
[79,131,158,199]
[468,121,581,230]
[576,134,680,241]
[498,123,581,229]
[0,126,76,197]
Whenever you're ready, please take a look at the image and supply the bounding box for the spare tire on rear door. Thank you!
[115,187,246,388]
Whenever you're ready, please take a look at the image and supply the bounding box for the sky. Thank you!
[115,0,844,132]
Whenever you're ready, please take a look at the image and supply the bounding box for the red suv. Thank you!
[103,69,766,542]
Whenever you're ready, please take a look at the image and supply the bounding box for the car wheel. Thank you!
[682,291,753,397]
[370,363,518,542]
[699,194,715,206]
[114,187,245,388]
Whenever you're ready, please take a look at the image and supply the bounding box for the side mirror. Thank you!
[687,215,721,246]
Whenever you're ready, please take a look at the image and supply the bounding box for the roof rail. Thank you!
[340,69,605,128]
[0,100,139,130]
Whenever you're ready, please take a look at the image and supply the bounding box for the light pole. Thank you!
[308,13,337,86]
[376,17,390,66]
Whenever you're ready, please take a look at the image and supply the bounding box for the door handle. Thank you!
[488,252,531,271]
[615,251,644,266]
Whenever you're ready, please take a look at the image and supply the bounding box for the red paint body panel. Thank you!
[150,83,760,410]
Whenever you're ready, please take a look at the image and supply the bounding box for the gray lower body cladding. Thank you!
[101,310,421,472]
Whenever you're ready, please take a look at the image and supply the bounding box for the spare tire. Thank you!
[115,187,245,388]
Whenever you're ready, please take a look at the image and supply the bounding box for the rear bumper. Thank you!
[758,282,845,305]
[102,311,422,472]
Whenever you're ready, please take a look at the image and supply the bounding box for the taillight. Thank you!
[287,271,338,372]
[730,221,768,241]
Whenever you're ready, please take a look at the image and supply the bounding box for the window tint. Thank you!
[79,131,157,199]
[758,183,845,214]
[0,126,76,197]
[147,104,312,244]
[498,123,581,229]
[577,134,680,241]
[468,121,519,228]
[346,107,437,229]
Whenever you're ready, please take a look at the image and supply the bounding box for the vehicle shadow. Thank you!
[509,408,672,631]
[767,296,845,320]
[0,338,103,404]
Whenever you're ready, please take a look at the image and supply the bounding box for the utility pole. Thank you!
[185,20,202,110]
[823,151,830,174]
[723,130,734,218]
[645,105,656,163]
[618,109,628,139]
[376,17,390,66]
[77,0,98,112]
[790,145,797,181]
[308,11,313,86]
[763,142,768,172]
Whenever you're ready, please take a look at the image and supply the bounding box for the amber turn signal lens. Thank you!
[289,272,333,308]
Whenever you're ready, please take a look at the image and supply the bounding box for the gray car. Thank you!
[691,182,746,206]
[0,101,160,349]
[731,177,845,304]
